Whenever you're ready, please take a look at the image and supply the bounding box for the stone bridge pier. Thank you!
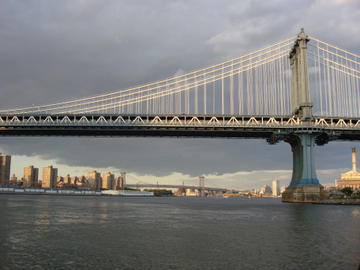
[281,132,329,202]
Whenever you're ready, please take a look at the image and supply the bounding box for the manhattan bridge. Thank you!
[0,29,359,202]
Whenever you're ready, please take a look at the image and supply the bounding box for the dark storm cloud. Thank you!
[0,0,359,178]
[0,0,224,107]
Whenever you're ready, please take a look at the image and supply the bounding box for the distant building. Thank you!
[88,170,101,190]
[115,172,126,190]
[72,176,79,185]
[185,188,197,197]
[10,174,18,184]
[280,185,287,194]
[42,166,58,188]
[102,172,114,189]
[272,180,280,197]
[175,187,186,196]
[79,175,87,185]
[56,176,64,188]
[259,184,272,196]
[23,165,39,187]
[337,147,360,189]
[0,153,11,186]
[64,174,71,185]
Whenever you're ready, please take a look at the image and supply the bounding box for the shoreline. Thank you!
[0,187,154,197]
[312,199,360,205]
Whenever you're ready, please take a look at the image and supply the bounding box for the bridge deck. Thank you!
[0,114,359,140]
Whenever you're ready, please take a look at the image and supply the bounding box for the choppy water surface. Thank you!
[0,195,359,270]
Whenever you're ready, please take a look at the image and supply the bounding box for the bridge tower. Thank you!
[290,28,312,120]
[282,29,327,203]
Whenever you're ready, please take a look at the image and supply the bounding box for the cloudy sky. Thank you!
[0,0,359,189]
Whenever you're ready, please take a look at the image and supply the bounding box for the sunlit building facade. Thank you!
[337,147,360,189]
[23,165,39,187]
[88,170,101,190]
[272,180,279,197]
[102,172,114,189]
[0,153,11,186]
[42,166,58,188]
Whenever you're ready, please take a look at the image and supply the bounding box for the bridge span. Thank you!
[0,114,359,141]
[1,29,359,202]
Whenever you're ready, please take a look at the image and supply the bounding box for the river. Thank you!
[0,195,359,270]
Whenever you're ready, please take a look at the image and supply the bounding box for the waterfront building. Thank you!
[259,184,272,196]
[72,176,79,185]
[64,174,71,184]
[102,172,114,189]
[57,175,79,189]
[42,166,58,188]
[175,187,186,196]
[23,165,39,187]
[272,180,280,197]
[56,176,64,188]
[185,188,197,197]
[337,147,360,189]
[114,172,126,190]
[0,153,11,186]
[79,175,86,183]
[280,186,287,194]
[88,170,101,190]
[78,175,87,186]
[9,174,18,185]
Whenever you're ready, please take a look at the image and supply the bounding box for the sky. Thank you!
[0,0,359,189]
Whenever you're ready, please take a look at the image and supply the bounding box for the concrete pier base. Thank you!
[282,185,328,203]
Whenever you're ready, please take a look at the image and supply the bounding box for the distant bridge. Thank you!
[125,183,227,192]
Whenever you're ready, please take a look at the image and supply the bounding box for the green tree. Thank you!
[340,187,353,197]
[351,190,360,199]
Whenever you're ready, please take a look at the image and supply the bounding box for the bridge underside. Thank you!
[0,126,359,140]
[0,126,359,142]
[0,126,276,138]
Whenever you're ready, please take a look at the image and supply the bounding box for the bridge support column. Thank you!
[282,133,328,203]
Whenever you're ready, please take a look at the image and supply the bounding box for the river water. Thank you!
[0,195,359,270]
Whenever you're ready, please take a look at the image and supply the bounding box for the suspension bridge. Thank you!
[0,29,359,202]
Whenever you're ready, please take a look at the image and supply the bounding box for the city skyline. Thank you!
[2,144,358,190]
[0,0,359,190]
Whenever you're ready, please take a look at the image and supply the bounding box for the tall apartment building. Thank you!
[42,166,58,188]
[23,165,39,187]
[102,172,114,189]
[272,180,280,197]
[87,170,101,190]
[0,153,11,186]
